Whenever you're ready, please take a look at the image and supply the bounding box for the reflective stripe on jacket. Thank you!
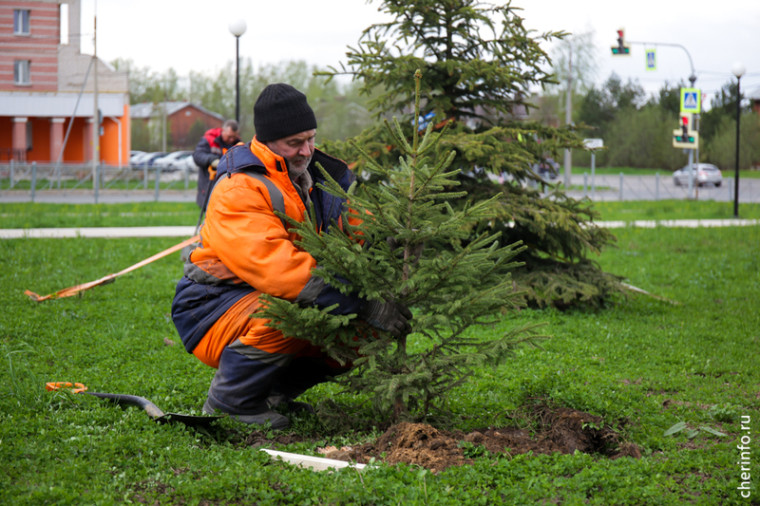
[172,138,361,353]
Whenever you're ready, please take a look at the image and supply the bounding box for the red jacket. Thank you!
[192,127,238,208]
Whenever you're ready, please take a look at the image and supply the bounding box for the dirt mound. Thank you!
[247,404,641,473]
[357,422,470,472]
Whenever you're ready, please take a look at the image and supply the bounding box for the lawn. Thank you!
[1,200,759,229]
[0,202,758,504]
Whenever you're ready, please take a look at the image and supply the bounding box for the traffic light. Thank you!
[680,116,689,141]
[672,113,699,149]
[611,29,630,55]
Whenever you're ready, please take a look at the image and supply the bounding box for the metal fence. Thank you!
[1,162,758,204]
[565,171,760,203]
[0,162,197,203]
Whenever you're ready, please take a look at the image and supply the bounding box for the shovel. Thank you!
[46,382,223,429]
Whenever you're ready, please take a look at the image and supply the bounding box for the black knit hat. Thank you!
[253,83,317,142]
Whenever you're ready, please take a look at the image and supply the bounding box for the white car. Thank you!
[174,153,199,173]
[129,151,153,168]
[673,163,723,187]
[152,151,193,171]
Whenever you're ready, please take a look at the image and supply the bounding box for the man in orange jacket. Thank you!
[172,84,411,429]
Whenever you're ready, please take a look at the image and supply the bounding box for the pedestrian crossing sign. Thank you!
[646,49,656,70]
[680,88,701,114]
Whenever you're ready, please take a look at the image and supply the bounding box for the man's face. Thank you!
[266,129,316,177]
[221,126,239,145]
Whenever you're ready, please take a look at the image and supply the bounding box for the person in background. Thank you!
[192,119,240,208]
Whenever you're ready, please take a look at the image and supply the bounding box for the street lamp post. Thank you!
[732,62,745,218]
[228,20,247,124]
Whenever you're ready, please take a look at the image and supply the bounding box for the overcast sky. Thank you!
[80,0,760,106]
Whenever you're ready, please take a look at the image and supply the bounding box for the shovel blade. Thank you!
[158,412,225,429]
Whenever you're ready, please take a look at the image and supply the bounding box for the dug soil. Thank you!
[246,404,641,473]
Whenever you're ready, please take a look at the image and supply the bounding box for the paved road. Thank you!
[2,175,760,204]
[563,174,760,202]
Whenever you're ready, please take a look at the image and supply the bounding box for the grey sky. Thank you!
[82,0,760,106]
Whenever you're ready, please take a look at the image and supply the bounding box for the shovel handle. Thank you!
[84,392,166,419]
[45,382,165,419]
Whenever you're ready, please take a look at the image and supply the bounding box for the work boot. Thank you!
[266,393,315,414]
[203,398,290,430]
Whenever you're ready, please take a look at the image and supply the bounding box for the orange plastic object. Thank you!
[45,381,89,394]
[25,235,200,302]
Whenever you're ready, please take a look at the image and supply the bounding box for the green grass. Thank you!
[2,200,759,229]
[593,200,760,221]
[0,202,200,228]
[1,204,758,504]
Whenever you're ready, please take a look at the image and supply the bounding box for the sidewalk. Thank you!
[0,226,196,239]
[1,219,759,239]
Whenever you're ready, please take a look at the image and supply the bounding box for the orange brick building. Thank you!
[0,0,130,166]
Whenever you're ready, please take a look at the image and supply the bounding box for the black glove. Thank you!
[359,299,412,337]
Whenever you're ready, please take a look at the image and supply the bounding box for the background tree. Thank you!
[115,58,376,151]
[700,80,743,150]
[651,81,683,115]
[577,73,646,136]
[604,106,684,170]
[548,31,599,96]
[574,75,760,171]
[588,79,690,169]
[321,0,623,308]
[705,113,760,170]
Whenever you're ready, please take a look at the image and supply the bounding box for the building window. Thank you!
[14,9,30,35]
[14,60,31,85]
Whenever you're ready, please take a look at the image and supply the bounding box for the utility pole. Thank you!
[732,62,745,217]
[162,80,167,153]
[92,12,99,193]
[563,42,572,188]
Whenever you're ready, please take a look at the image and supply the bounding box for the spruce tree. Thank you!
[320,0,624,308]
[259,72,538,421]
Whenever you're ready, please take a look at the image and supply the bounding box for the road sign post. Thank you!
[583,139,604,199]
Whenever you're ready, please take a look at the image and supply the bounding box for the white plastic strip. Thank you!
[260,449,367,472]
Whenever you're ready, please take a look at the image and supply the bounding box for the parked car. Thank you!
[131,152,167,170]
[531,157,560,182]
[130,151,153,168]
[176,154,199,173]
[153,151,193,171]
[673,163,723,187]
[129,150,147,167]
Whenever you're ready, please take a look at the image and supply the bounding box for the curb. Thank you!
[0,226,196,239]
